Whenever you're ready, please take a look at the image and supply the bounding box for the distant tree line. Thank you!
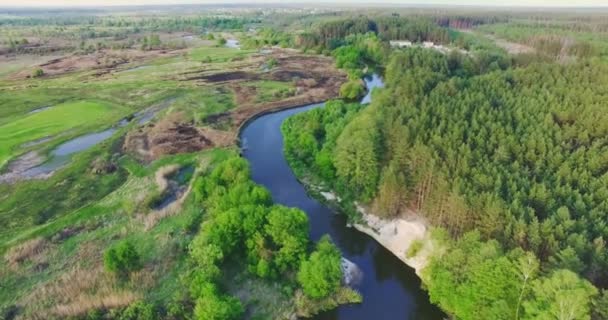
[295,17,450,50]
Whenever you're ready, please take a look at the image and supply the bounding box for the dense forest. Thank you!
[282,21,608,319]
[295,17,450,51]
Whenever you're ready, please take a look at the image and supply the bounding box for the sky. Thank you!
[1,0,607,8]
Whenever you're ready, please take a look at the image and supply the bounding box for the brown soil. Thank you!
[220,50,346,133]
[123,113,232,162]
[10,48,182,80]
[124,48,346,161]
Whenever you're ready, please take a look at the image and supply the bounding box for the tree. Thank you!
[104,240,142,277]
[374,161,407,217]
[117,302,157,320]
[592,290,608,320]
[515,252,540,320]
[265,206,309,273]
[339,80,365,100]
[424,232,520,320]
[523,269,598,320]
[297,236,342,299]
[217,37,227,46]
[334,112,379,199]
[194,292,243,320]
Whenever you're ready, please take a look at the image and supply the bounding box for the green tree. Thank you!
[334,112,379,199]
[339,80,365,100]
[523,269,598,320]
[194,292,243,320]
[515,252,540,320]
[297,236,342,299]
[118,302,156,320]
[104,240,142,277]
[374,161,407,217]
[265,206,309,273]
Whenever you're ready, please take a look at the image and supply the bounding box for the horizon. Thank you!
[1,0,608,9]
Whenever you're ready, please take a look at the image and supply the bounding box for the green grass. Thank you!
[189,45,255,63]
[0,41,263,317]
[0,100,127,167]
[243,80,295,103]
[0,149,223,313]
[169,87,235,123]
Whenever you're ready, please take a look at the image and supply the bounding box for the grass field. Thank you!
[189,45,255,62]
[243,80,296,103]
[0,149,219,317]
[0,100,125,166]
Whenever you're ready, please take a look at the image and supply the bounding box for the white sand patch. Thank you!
[320,191,340,202]
[353,204,434,276]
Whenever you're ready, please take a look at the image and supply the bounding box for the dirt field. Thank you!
[8,49,183,79]
[123,113,233,162]
[124,48,346,161]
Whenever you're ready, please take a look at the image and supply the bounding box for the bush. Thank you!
[32,68,44,78]
[339,80,365,100]
[104,240,142,277]
[406,239,423,258]
[297,235,342,299]
[117,302,157,320]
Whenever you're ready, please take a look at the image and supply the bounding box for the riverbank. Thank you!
[317,189,436,277]
[352,205,435,276]
[243,90,444,318]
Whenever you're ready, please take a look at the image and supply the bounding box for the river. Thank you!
[240,75,444,319]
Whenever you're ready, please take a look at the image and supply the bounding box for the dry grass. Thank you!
[53,291,140,318]
[142,194,187,231]
[154,164,180,193]
[19,264,147,319]
[4,237,49,267]
[141,161,205,231]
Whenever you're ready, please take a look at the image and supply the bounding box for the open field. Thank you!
[0,100,125,166]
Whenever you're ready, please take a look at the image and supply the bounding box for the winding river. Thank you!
[240,76,444,319]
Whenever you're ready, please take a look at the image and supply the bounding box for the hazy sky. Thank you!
[1,0,607,7]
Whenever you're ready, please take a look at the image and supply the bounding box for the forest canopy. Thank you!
[282,42,608,319]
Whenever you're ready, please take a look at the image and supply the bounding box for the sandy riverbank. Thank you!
[318,190,435,276]
[353,205,435,276]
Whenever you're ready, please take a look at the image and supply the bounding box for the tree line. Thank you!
[295,17,450,51]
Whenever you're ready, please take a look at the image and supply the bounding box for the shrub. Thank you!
[117,301,157,320]
[104,240,142,277]
[32,68,44,78]
[297,236,342,299]
[339,80,365,100]
[406,239,423,258]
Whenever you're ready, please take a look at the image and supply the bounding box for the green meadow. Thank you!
[0,100,125,166]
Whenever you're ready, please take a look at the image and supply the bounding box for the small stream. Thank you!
[240,75,444,319]
[21,97,175,177]
[154,165,194,210]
